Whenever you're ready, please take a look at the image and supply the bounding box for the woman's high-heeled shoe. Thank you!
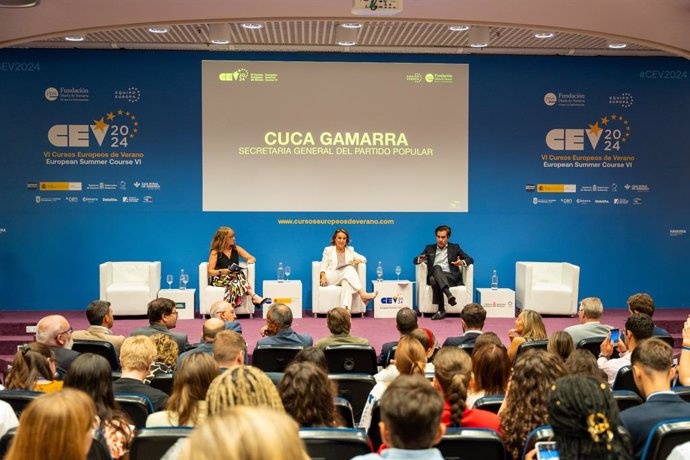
[252,294,269,306]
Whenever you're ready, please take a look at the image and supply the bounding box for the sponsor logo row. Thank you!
[532,197,642,205]
[525,183,649,193]
[27,181,160,191]
[35,195,154,204]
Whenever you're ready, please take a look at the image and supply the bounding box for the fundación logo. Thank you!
[544,93,557,106]
[543,91,586,107]
[45,87,59,101]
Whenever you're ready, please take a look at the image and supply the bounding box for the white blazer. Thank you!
[320,246,367,273]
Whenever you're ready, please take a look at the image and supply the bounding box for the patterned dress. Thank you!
[210,250,251,306]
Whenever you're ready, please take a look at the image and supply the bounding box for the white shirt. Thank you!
[598,351,631,386]
[434,245,449,272]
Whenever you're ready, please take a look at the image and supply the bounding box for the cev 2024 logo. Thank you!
[47,111,139,148]
[545,114,631,152]
[380,296,405,305]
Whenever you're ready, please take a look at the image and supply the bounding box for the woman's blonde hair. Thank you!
[394,336,427,375]
[180,406,309,460]
[150,333,179,367]
[120,335,157,371]
[5,388,96,460]
[210,226,235,253]
[521,309,548,340]
[206,365,284,416]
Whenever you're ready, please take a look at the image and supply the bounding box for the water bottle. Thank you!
[376,261,383,281]
[179,269,186,290]
[491,269,498,290]
[277,261,284,282]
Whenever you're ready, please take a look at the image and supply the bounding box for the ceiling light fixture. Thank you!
[448,25,470,32]
[335,24,359,46]
[209,23,231,45]
[607,40,627,49]
[341,23,363,29]
[64,35,84,42]
[534,31,555,39]
[148,26,169,34]
[241,23,263,30]
[0,0,40,7]
[468,26,490,48]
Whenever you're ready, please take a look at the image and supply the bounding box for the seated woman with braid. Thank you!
[432,346,501,432]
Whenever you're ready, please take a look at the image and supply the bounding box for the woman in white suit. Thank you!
[319,228,377,309]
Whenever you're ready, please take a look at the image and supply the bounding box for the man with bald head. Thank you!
[35,314,80,376]
[209,300,242,334]
[175,317,225,368]
[256,303,313,348]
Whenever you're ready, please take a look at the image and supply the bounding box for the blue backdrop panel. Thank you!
[0,49,688,311]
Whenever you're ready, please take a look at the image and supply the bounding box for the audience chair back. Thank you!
[384,345,397,368]
[612,365,643,398]
[115,393,154,429]
[513,340,549,365]
[0,389,42,418]
[265,371,284,388]
[299,427,371,460]
[459,343,475,357]
[473,394,505,414]
[325,345,377,375]
[612,390,643,412]
[522,425,554,459]
[437,428,506,460]
[366,401,383,451]
[130,427,193,460]
[640,419,690,460]
[0,427,16,459]
[334,396,355,428]
[72,340,121,371]
[252,345,303,373]
[576,336,608,358]
[150,373,174,395]
[673,387,690,403]
[329,374,376,424]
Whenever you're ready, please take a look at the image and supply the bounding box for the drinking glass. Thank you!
[182,273,189,286]
[285,266,291,281]
[166,274,173,289]
[376,265,383,281]
[395,265,402,280]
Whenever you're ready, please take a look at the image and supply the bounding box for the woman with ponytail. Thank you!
[359,336,426,431]
[432,346,501,432]
[4,342,62,392]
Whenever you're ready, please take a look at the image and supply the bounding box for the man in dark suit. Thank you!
[130,298,190,354]
[112,335,168,411]
[35,314,81,377]
[442,303,485,347]
[256,303,312,348]
[414,225,474,320]
[627,293,670,336]
[377,307,418,366]
[620,337,690,458]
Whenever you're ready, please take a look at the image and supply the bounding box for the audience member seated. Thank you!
[466,342,510,408]
[178,406,309,460]
[4,343,63,392]
[565,349,609,387]
[64,354,135,459]
[0,401,18,438]
[377,307,418,366]
[292,346,329,372]
[213,330,246,370]
[598,314,654,386]
[547,330,574,361]
[472,331,504,350]
[4,388,97,460]
[209,300,242,334]
[679,315,690,386]
[620,337,690,458]
[360,336,426,431]
[442,303,486,347]
[627,293,669,336]
[507,309,548,362]
[147,352,219,427]
[130,298,190,354]
[526,375,633,460]
[500,349,566,460]
[112,336,169,411]
[176,318,225,368]
[279,362,343,427]
[432,346,501,432]
[35,314,80,376]
[564,297,613,346]
[410,327,437,373]
[206,365,284,416]
[315,307,369,349]
[256,303,313,348]
[352,375,446,460]
[145,333,179,384]
[72,300,126,354]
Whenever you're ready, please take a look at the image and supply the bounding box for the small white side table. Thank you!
[263,280,303,318]
[158,288,196,320]
[476,288,515,318]
[372,280,413,318]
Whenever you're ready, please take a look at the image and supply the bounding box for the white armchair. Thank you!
[199,262,256,317]
[311,261,367,317]
[99,261,161,315]
[416,263,474,315]
[515,262,580,316]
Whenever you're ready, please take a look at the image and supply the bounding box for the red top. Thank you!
[441,401,502,434]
